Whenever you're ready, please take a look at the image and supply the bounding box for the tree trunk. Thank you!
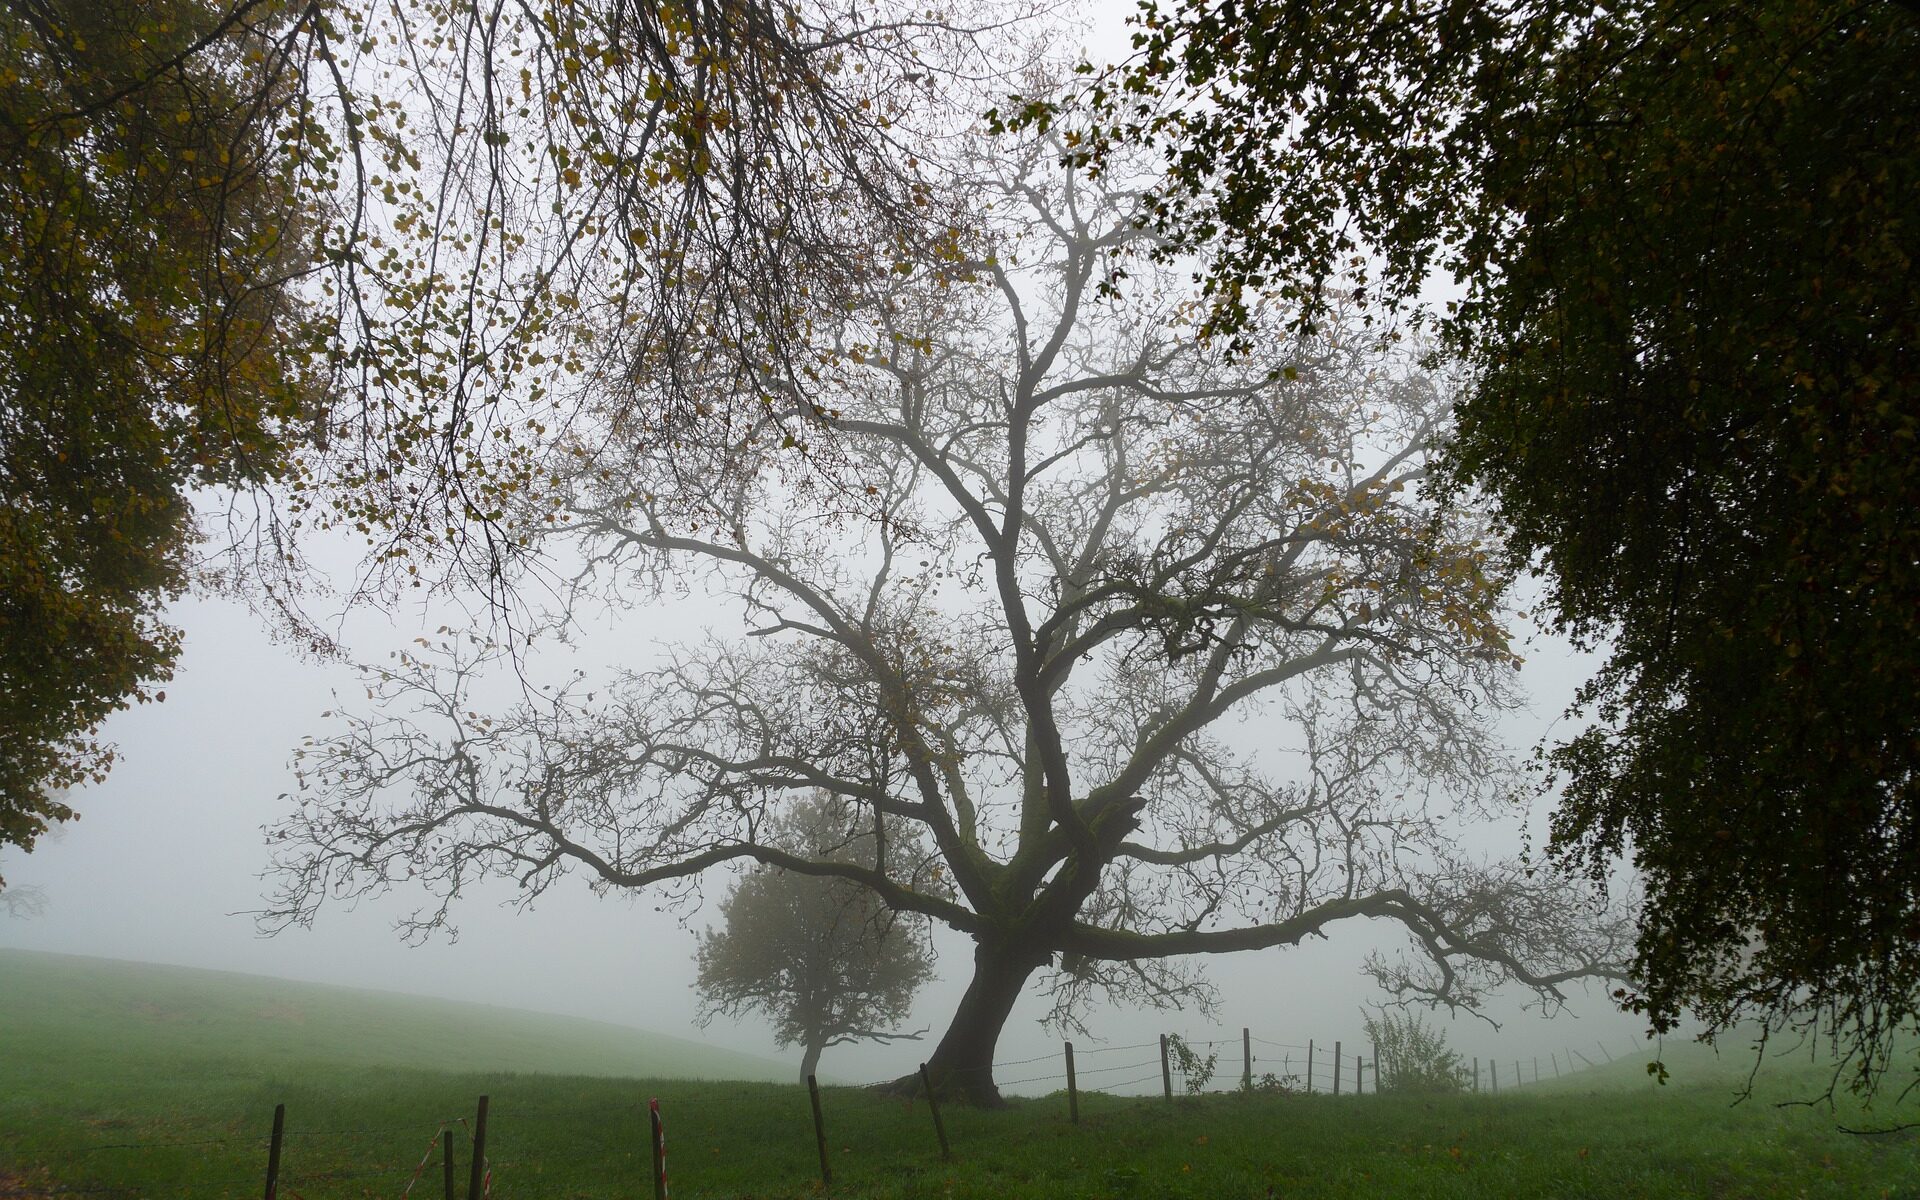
[912,938,1048,1107]
[799,1038,824,1084]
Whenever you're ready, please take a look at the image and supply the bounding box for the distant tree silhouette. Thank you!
[695,794,936,1081]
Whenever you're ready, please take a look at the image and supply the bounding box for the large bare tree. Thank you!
[0,0,1029,867]
[265,132,1629,1104]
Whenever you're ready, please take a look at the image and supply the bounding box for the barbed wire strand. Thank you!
[455,1116,495,1200]
[998,1071,1067,1087]
[69,1137,253,1155]
[1075,1058,1159,1078]
[989,1051,1057,1069]
[1074,1041,1159,1056]
[286,1123,455,1138]
[397,1121,452,1200]
[287,1162,410,1185]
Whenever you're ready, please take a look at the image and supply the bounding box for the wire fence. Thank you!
[3,1033,1649,1199]
[3,1107,500,1200]
[828,1025,1641,1104]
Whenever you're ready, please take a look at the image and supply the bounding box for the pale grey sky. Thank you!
[0,4,1650,1092]
[0,545,1644,1092]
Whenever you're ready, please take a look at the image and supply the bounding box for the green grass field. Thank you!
[3,948,1917,1199]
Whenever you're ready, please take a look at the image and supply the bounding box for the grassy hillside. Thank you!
[3,948,1917,1198]
[0,948,789,1082]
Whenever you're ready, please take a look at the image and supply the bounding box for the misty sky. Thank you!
[0,9,1652,1092]
[0,557,1647,1091]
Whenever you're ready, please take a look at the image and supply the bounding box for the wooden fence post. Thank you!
[1356,1058,1366,1095]
[1333,1042,1342,1096]
[1242,1028,1252,1091]
[442,1129,454,1200]
[1064,1042,1079,1125]
[1160,1034,1173,1103]
[1533,1056,1540,1085]
[1491,1060,1499,1094]
[649,1098,667,1200]
[466,1095,489,1200]
[919,1065,951,1161]
[1552,1052,1561,1079]
[262,1102,285,1200]
[1306,1040,1315,1093]
[1372,1043,1381,1093]
[1598,1041,1613,1063]
[807,1074,832,1186]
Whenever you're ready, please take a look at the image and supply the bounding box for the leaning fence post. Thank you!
[649,1098,667,1200]
[1533,1056,1540,1085]
[807,1074,832,1186]
[1515,1060,1522,1090]
[442,1129,454,1200]
[1242,1028,1253,1092]
[262,1102,285,1200]
[1598,1041,1614,1063]
[1160,1034,1173,1103]
[1306,1040,1315,1093]
[1064,1042,1079,1125]
[466,1095,489,1200]
[919,1065,951,1161]
[1333,1041,1342,1095]
[1552,1052,1562,1079]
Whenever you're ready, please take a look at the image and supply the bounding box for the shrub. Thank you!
[1363,1009,1470,1094]
[1164,1034,1219,1095]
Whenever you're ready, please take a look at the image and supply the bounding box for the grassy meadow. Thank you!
[3,948,1917,1198]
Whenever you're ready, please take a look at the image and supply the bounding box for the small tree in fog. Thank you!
[695,794,937,1081]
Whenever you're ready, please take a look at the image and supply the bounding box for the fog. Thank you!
[0,8,1652,1099]
[0,552,1648,1092]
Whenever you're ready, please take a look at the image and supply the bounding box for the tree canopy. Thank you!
[0,0,315,872]
[695,793,937,1081]
[0,0,1021,874]
[263,131,1627,1105]
[1081,0,1920,1092]
[278,0,1020,596]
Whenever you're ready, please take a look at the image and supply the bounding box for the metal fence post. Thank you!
[262,1103,285,1200]
[807,1074,832,1186]
[1065,1042,1079,1124]
[466,1095,489,1200]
